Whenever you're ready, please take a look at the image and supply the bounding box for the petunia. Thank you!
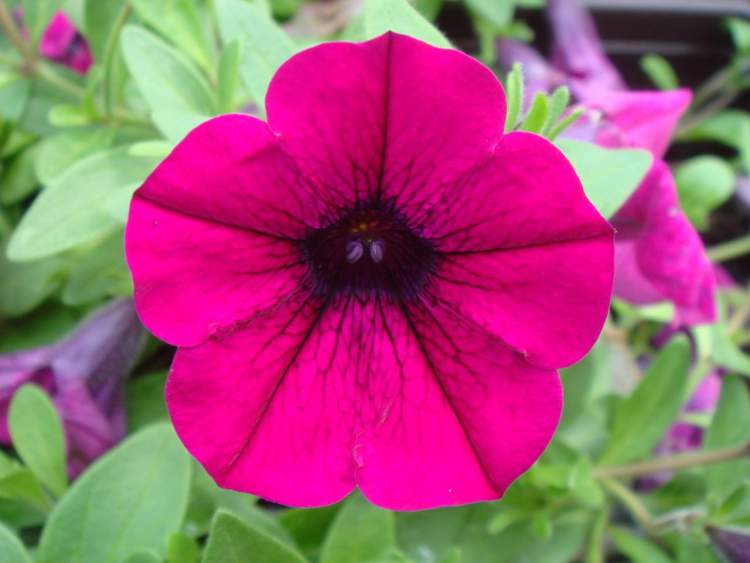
[0,299,143,476]
[499,0,716,325]
[38,11,93,75]
[125,33,614,510]
[546,0,625,98]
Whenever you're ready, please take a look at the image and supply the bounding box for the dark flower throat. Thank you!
[301,200,437,300]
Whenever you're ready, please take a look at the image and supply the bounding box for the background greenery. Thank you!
[1,0,750,562]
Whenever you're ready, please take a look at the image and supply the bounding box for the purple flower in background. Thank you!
[39,11,93,74]
[708,527,750,563]
[15,9,93,74]
[498,0,717,325]
[0,299,143,476]
[546,0,625,98]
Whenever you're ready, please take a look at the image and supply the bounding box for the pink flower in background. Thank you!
[499,0,717,325]
[126,33,614,509]
[14,9,94,75]
[39,11,92,74]
[0,299,143,476]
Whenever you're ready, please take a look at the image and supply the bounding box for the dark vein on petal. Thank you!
[437,230,612,256]
[396,301,502,496]
[375,33,393,202]
[218,296,330,483]
[136,192,303,243]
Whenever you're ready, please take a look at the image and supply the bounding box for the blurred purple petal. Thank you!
[587,89,692,158]
[38,11,93,74]
[0,298,144,476]
[709,527,750,563]
[547,0,625,98]
[612,162,717,325]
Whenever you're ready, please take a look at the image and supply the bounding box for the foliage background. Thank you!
[1,0,750,562]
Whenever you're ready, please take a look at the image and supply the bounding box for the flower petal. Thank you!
[39,11,78,60]
[357,303,561,510]
[590,89,692,158]
[547,0,625,98]
[133,114,320,238]
[168,296,560,510]
[167,295,358,507]
[417,132,613,368]
[421,132,612,252]
[613,161,716,324]
[126,197,306,346]
[266,32,505,205]
[433,236,613,370]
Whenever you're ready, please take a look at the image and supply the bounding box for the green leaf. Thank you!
[167,532,200,563]
[640,54,679,90]
[609,526,672,563]
[126,372,168,432]
[557,139,653,219]
[0,145,38,205]
[280,506,341,559]
[415,0,444,21]
[541,86,571,137]
[519,91,549,133]
[398,506,590,563]
[0,465,51,512]
[202,511,306,563]
[504,62,523,133]
[7,147,158,261]
[8,385,67,497]
[215,0,295,108]
[600,336,691,465]
[0,302,79,354]
[21,0,58,47]
[122,553,161,563]
[84,0,127,59]
[0,76,31,122]
[218,40,242,113]
[465,0,513,29]
[0,241,66,317]
[0,524,32,563]
[130,0,214,73]
[704,376,750,504]
[34,128,116,186]
[37,424,191,563]
[675,156,735,229]
[363,0,451,48]
[120,25,215,141]
[727,17,750,54]
[62,230,131,306]
[321,494,397,563]
[679,109,750,149]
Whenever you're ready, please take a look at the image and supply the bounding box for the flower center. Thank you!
[301,201,437,300]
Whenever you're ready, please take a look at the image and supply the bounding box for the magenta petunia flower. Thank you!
[125,33,614,509]
[39,11,93,75]
[499,0,716,325]
[0,299,143,476]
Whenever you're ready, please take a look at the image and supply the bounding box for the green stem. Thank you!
[35,63,86,97]
[600,478,655,534]
[707,234,750,263]
[102,4,132,118]
[728,291,750,335]
[584,503,611,563]
[0,0,35,64]
[593,441,750,479]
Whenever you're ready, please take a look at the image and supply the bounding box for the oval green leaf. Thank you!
[37,424,191,563]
